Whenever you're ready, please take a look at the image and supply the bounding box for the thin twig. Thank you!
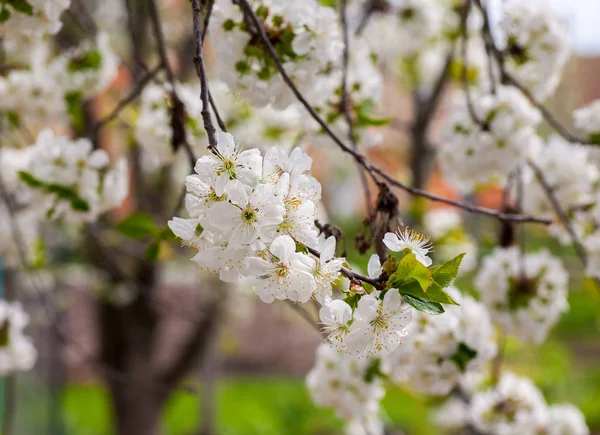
[527,160,588,263]
[459,0,485,126]
[209,90,227,132]
[339,0,372,207]
[304,245,380,288]
[190,0,218,150]
[92,62,163,137]
[285,300,324,337]
[148,0,198,167]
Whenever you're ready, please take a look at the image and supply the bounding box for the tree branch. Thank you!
[339,0,372,207]
[190,0,218,150]
[92,62,163,138]
[235,0,549,225]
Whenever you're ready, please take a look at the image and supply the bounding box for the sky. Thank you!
[549,0,600,56]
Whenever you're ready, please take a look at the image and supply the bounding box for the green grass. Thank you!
[57,377,437,435]
[55,368,599,435]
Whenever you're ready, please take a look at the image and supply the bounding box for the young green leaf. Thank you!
[401,294,445,315]
[117,213,158,239]
[397,280,459,305]
[431,253,465,288]
[387,251,432,291]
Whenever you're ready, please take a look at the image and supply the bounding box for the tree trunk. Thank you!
[109,383,165,435]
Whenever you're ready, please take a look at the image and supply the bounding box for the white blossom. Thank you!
[312,235,345,303]
[346,289,412,357]
[0,301,37,375]
[439,86,541,192]
[388,288,497,395]
[244,234,316,303]
[307,343,385,427]
[470,372,549,434]
[19,129,128,223]
[522,136,598,220]
[383,227,433,267]
[474,247,569,343]
[500,0,569,100]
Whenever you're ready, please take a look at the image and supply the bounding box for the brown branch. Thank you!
[92,62,163,137]
[304,245,381,288]
[235,0,548,225]
[148,0,198,167]
[190,0,218,150]
[160,290,224,389]
[339,0,372,207]
[527,160,588,263]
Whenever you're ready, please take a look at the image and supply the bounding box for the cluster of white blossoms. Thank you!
[0,301,37,375]
[170,134,435,359]
[500,0,569,100]
[320,286,413,358]
[0,33,118,132]
[423,208,477,274]
[522,136,599,220]
[388,288,497,395]
[439,85,541,191]
[435,372,589,435]
[474,247,568,344]
[306,343,385,435]
[210,0,342,109]
[15,129,129,223]
[0,0,71,52]
[169,132,331,296]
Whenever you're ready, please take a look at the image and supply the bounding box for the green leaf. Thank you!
[0,8,11,23]
[116,213,158,239]
[67,48,102,72]
[343,293,360,311]
[18,171,43,188]
[69,196,91,212]
[397,280,459,305]
[6,0,33,15]
[65,91,85,134]
[387,251,432,291]
[431,253,465,288]
[401,294,445,315]
[450,342,478,372]
[18,171,90,212]
[145,241,160,261]
[589,133,600,146]
[355,112,392,127]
